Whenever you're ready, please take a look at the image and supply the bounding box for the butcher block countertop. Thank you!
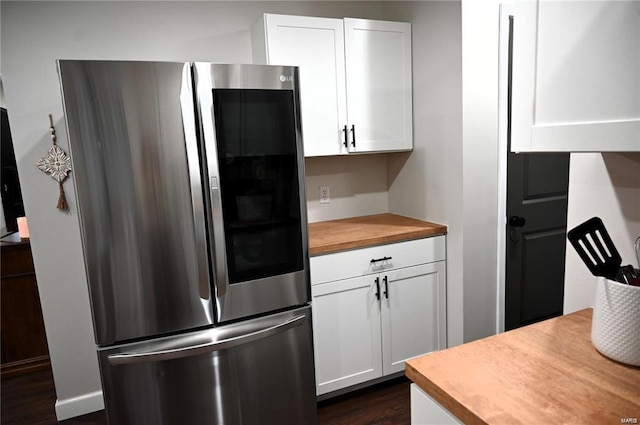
[406,309,640,425]
[307,213,447,256]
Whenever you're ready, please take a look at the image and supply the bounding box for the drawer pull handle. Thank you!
[383,276,389,299]
[351,124,356,147]
[374,277,381,301]
[342,125,348,148]
[370,256,392,264]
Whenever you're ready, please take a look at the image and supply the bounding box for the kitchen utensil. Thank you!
[567,217,622,280]
[634,236,640,268]
[615,265,639,285]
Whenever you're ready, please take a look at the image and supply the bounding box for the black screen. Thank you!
[212,89,304,284]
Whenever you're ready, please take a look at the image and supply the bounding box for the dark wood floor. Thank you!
[1,368,410,424]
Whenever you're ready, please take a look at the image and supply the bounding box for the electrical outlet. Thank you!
[319,186,330,204]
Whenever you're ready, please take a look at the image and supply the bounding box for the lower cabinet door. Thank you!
[311,275,383,395]
[381,261,446,375]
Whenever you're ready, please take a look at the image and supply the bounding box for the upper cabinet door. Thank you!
[254,14,413,156]
[511,1,640,152]
[344,18,413,153]
[257,14,348,156]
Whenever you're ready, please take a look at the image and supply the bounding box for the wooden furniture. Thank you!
[406,309,640,425]
[308,214,447,396]
[511,1,640,152]
[1,237,50,377]
[252,14,413,156]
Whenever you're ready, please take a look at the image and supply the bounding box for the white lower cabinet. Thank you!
[312,275,383,394]
[411,384,462,425]
[382,262,446,375]
[310,237,446,396]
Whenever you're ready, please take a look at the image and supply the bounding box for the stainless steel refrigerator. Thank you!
[57,61,317,425]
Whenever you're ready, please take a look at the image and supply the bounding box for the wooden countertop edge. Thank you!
[309,228,446,256]
[308,213,447,256]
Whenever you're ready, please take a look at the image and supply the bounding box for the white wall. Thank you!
[384,1,464,347]
[459,0,500,342]
[564,153,640,313]
[385,0,502,347]
[306,155,389,223]
[0,1,394,419]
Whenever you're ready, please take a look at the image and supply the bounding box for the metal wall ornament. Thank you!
[37,114,71,210]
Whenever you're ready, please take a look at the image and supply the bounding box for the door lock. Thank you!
[508,216,526,227]
[508,216,526,242]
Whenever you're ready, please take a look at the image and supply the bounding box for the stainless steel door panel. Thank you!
[193,63,310,323]
[98,306,317,425]
[58,61,213,345]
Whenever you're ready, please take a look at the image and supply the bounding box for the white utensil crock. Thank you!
[591,277,640,366]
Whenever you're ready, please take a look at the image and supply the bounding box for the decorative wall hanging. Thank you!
[37,114,72,211]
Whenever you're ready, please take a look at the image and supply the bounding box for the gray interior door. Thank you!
[505,16,570,330]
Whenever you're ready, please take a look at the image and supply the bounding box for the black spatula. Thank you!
[567,217,622,280]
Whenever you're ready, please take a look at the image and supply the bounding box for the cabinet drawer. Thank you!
[310,236,445,285]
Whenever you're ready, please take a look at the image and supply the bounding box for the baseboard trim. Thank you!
[316,372,406,402]
[55,390,104,421]
[0,355,50,379]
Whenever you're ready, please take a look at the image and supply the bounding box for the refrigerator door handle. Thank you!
[107,314,306,366]
[180,63,211,301]
[209,180,229,297]
[193,63,229,301]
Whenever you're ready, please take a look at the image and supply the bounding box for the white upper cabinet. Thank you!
[252,15,347,156]
[343,18,413,153]
[511,1,640,152]
[252,14,413,156]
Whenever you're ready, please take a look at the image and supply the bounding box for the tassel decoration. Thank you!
[37,114,72,211]
[57,182,68,211]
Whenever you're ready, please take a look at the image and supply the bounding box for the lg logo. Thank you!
[279,75,293,82]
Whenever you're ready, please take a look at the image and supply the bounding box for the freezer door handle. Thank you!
[107,314,306,366]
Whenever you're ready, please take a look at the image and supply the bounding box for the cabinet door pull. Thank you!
[370,256,392,264]
[383,276,389,299]
[374,277,381,301]
[342,125,348,148]
[351,124,356,147]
